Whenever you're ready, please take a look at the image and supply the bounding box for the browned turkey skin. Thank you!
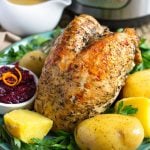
[34,14,141,131]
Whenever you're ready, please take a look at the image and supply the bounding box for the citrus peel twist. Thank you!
[0,68,22,87]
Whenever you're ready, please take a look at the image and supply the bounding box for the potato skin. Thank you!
[122,69,150,98]
[74,114,144,150]
[19,50,46,77]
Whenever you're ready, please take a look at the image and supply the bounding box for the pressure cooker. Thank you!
[68,0,150,29]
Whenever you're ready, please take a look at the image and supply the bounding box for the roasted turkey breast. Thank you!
[34,14,141,131]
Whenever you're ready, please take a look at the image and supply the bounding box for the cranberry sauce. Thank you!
[0,66,36,104]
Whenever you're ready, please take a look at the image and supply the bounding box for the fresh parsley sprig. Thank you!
[116,101,138,115]
[131,38,150,73]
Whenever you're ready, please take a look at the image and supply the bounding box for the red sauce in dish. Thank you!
[0,66,36,104]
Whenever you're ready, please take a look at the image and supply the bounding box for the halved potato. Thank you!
[4,109,53,143]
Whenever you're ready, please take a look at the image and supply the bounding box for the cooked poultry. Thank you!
[34,14,141,131]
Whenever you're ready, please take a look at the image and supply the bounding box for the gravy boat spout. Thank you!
[53,0,72,6]
[41,0,72,11]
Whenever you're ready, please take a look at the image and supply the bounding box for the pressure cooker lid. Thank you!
[76,0,130,9]
[67,0,150,30]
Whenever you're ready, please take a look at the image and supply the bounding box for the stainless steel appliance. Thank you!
[68,0,150,29]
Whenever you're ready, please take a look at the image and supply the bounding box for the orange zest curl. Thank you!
[0,67,22,87]
[3,72,18,86]
[15,68,22,85]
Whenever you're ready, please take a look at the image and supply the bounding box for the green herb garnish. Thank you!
[131,38,150,73]
[0,28,62,65]
[116,101,138,115]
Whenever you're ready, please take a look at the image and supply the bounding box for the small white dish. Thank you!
[0,0,71,36]
[0,65,38,114]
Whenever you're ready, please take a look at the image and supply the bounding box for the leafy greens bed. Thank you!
[131,38,150,73]
[0,30,150,149]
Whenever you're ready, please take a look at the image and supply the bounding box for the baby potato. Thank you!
[74,114,144,150]
[19,50,47,77]
[122,69,150,98]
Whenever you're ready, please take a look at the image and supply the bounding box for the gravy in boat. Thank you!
[8,0,47,5]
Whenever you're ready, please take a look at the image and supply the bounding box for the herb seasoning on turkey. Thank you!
[34,14,141,131]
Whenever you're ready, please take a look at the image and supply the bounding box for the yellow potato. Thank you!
[19,50,47,77]
[115,97,150,137]
[4,109,53,143]
[74,114,144,150]
[122,69,150,98]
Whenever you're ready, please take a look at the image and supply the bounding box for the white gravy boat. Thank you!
[0,0,71,36]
